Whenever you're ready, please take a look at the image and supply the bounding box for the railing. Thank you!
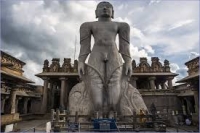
[50,109,167,132]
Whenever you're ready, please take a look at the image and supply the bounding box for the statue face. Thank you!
[96,2,113,18]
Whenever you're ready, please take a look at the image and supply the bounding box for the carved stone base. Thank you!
[69,80,148,122]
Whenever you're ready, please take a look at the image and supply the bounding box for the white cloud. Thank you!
[117,4,124,10]
[23,60,43,85]
[149,0,162,5]
[189,52,199,59]
[170,63,180,73]
[130,44,151,63]
[1,0,199,86]
[168,19,195,31]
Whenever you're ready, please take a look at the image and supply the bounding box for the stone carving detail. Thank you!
[186,57,199,75]
[119,78,148,116]
[151,57,163,72]
[69,76,147,119]
[69,65,148,118]
[132,57,171,73]
[164,59,170,72]
[62,58,72,72]
[1,51,24,72]
[137,58,150,72]
[69,82,92,118]
[49,58,60,72]
[43,59,49,72]
[132,60,136,70]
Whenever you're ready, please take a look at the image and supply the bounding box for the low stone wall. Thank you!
[1,113,21,126]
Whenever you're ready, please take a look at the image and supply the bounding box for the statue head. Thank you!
[95,1,114,18]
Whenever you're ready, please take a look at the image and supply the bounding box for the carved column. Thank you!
[131,77,138,88]
[167,77,173,89]
[60,77,67,110]
[23,98,30,114]
[10,88,18,114]
[1,96,6,114]
[148,77,156,90]
[41,77,49,113]
[193,90,199,114]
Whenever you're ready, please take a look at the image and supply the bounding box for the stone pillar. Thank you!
[1,96,6,114]
[23,98,30,114]
[148,77,156,90]
[131,77,138,88]
[41,77,49,113]
[167,77,173,89]
[193,90,199,114]
[10,88,18,114]
[60,77,67,110]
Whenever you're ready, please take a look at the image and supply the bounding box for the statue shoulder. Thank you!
[80,22,95,30]
[119,22,130,30]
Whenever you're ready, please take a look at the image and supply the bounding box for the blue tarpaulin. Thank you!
[93,118,117,132]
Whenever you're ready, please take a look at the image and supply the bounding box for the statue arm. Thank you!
[119,22,132,76]
[78,22,92,63]
[119,22,131,64]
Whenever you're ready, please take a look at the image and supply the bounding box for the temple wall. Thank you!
[143,95,178,113]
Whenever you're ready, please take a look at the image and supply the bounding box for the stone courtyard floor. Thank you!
[17,119,199,132]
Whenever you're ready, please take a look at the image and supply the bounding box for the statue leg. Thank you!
[108,67,122,118]
[87,66,104,118]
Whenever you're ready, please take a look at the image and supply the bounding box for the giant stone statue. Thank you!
[69,1,147,120]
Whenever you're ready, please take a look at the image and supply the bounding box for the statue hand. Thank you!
[78,62,85,79]
[125,62,132,77]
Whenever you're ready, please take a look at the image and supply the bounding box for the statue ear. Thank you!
[112,10,114,18]
[95,10,98,18]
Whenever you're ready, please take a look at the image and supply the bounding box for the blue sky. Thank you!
[1,0,199,85]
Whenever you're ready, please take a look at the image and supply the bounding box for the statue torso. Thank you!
[87,21,123,80]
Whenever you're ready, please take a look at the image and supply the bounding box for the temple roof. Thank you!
[1,69,34,83]
[176,73,199,83]
[1,51,26,65]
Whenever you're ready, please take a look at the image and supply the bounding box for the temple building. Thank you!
[0,51,42,131]
[176,56,199,124]
[36,57,179,118]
